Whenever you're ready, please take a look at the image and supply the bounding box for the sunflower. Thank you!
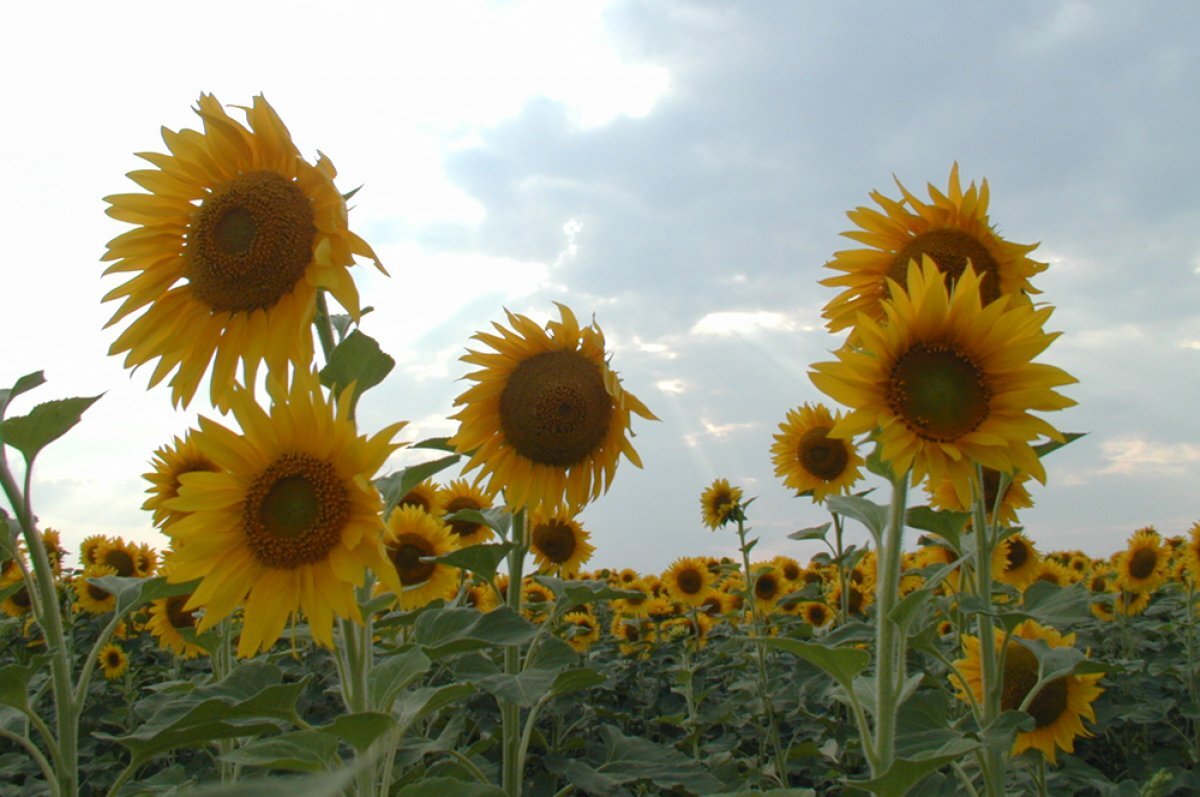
[397,479,444,516]
[771,556,803,585]
[529,511,595,576]
[521,579,556,624]
[438,480,496,548]
[953,619,1103,764]
[449,303,655,515]
[662,613,714,650]
[752,566,784,613]
[465,581,501,612]
[94,537,141,578]
[697,589,734,618]
[801,601,834,629]
[1116,527,1167,593]
[79,535,109,567]
[811,258,1076,499]
[827,579,871,618]
[144,432,219,528]
[610,579,653,618]
[771,403,864,502]
[38,529,66,577]
[146,593,207,659]
[561,611,601,653]
[661,557,712,607]
[1086,568,1116,621]
[1183,522,1200,585]
[102,94,383,408]
[0,567,32,619]
[378,505,459,610]
[74,564,118,615]
[820,163,1047,338]
[993,532,1041,590]
[162,371,405,657]
[98,643,129,681]
[929,468,1034,527]
[700,478,743,530]
[1031,558,1074,588]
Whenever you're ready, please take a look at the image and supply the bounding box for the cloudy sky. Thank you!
[2,1,1199,573]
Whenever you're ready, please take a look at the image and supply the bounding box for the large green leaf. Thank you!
[999,582,1092,628]
[826,494,888,542]
[547,725,722,794]
[548,667,606,699]
[1,394,102,464]
[413,607,536,658]
[0,371,45,419]
[393,683,475,733]
[219,731,339,772]
[318,330,395,411]
[0,658,45,712]
[324,712,397,753]
[762,637,870,694]
[848,735,977,796]
[434,542,512,580]
[99,663,306,764]
[788,523,831,543]
[475,668,560,708]
[905,506,970,552]
[367,645,431,712]
[376,455,462,519]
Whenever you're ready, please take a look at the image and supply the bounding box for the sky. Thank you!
[2,1,1199,574]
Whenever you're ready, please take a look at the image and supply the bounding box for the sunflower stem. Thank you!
[971,463,1005,797]
[0,451,77,797]
[502,508,528,797]
[734,514,790,788]
[870,470,908,778]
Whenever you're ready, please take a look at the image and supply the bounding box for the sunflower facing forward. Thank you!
[821,163,1046,338]
[529,510,596,576]
[953,619,1103,763]
[449,304,656,516]
[102,94,383,408]
[771,403,864,502]
[810,258,1076,500]
[163,371,405,657]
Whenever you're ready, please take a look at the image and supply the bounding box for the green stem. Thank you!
[680,640,700,761]
[0,453,76,797]
[871,470,909,775]
[735,515,789,787]
[0,726,60,797]
[502,508,528,797]
[971,464,1004,797]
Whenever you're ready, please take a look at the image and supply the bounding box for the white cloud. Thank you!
[1097,435,1200,476]
[683,419,757,447]
[656,379,686,394]
[690,311,795,336]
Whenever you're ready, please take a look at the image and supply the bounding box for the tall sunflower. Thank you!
[700,478,743,530]
[953,619,1103,764]
[1115,527,1167,593]
[821,163,1046,338]
[378,505,460,610]
[102,94,383,408]
[661,556,713,607]
[449,304,655,515]
[162,371,405,657]
[529,511,595,576]
[810,258,1076,500]
[770,403,864,502]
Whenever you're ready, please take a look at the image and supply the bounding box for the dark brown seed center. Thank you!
[1001,643,1068,729]
[499,351,612,467]
[889,229,1001,304]
[798,426,849,480]
[1129,547,1158,580]
[676,568,704,595]
[186,171,316,313]
[166,594,197,629]
[388,534,437,585]
[888,343,991,442]
[532,520,577,564]
[243,454,349,569]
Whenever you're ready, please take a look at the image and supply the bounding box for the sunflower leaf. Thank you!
[905,506,970,552]
[87,575,200,617]
[788,523,831,542]
[999,582,1091,628]
[319,330,394,412]
[1033,432,1086,459]
[376,455,462,520]
[324,712,397,753]
[411,437,458,452]
[218,730,340,772]
[826,494,888,542]
[847,734,977,796]
[434,542,512,580]
[0,371,45,420]
[414,606,537,658]
[0,394,103,465]
[367,645,432,713]
[760,637,870,695]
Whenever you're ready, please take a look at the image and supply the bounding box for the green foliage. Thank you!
[0,394,102,465]
[318,330,394,413]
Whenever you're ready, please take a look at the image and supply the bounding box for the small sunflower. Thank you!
[811,258,1075,499]
[449,303,655,515]
[79,535,110,567]
[74,564,118,615]
[1183,522,1200,585]
[143,432,219,528]
[0,568,32,619]
[397,479,444,516]
[821,163,1047,338]
[102,94,383,408]
[1116,527,1167,593]
[953,619,1103,764]
[993,532,1041,591]
[529,511,595,576]
[146,593,207,659]
[801,601,834,629]
[771,403,864,502]
[661,556,713,607]
[438,479,496,548]
[163,371,405,657]
[700,478,743,530]
[379,505,459,610]
[98,643,129,681]
[1031,558,1074,588]
[752,566,784,613]
[38,529,66,577]
[94,537,141,578]
[561,611,601,653]
[521,579,556,623]
[929,468,1034,527]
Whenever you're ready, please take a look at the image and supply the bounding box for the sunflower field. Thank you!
[1,94,1198,797]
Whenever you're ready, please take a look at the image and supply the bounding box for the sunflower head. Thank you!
[771,403,864,502]
[993,532,1042,590]
[811,257,1076,497]
[449,304,655,516]
[820,163,1047,339]
[147,593,207,659]
[700,478,744,530]
[102,94,383,408]
[74,564,118,615]
[144,433,220,528]
[1116,527,1167,593]
[929,468,1034,527]
[379,505,459,610]
[561,611,601,653]
[438,479,496,548]
[661,556,713,607]
[98,643,129,681]
[529,511,595,576]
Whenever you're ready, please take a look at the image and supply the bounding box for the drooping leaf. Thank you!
[219,730,339,772]
[849,735,977,796]
[393,683,475,733]
[0,394,103,464]
[367,645,431,713]
[87,575,200,617]
[433,542,512,580]
[761,637,870,695]
[376,455,461,520]
[318,330,395,410]
[788,523,831,543]
[905,505,970,552]
[1033,432,1085,459]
